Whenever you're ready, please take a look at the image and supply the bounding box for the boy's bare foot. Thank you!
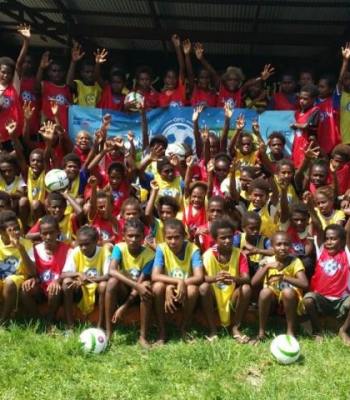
[339,328,350,346]
[232,326,250,344]
[112,305,126,324]
[312,334,324,343]
[181,331,196,344]
[153,339,166,347]
[138,336,151,349]
[249,334,267,345]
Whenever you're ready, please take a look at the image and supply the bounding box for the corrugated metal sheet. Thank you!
[67,0,150,13]
[76,15,154,28]
[164,19,253,32]
[20,0,57,8]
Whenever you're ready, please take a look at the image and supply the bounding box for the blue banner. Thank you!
[68,105,295,154]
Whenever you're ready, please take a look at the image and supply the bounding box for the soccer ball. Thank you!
[79,328,108,354]
[124,91,144,111]
[44,169,69,192]
[270,334,300,365]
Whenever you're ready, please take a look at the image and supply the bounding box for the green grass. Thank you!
[0,322,349,400]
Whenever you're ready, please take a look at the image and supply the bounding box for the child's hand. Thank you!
[47,280,61,296]
[183,38,191,55]
[71,40,85,62]
[207,158,215,173]
[39,51,52,69]
[39,121,56,142]
[195,226,208,236]
[224,101,233,119]
[169,154,180,167]
[144,235,156,250]
[150,144,164,161]
[22,277,36,292]
[165,285,178,314]
[150,180,159,191]
[175,280,186,303]
[22,100,35,121]
[113,136,124,148]
[136,282,153,302]
[50,100,59,117]
[7,226,21,248]
[5,120,17,136]
[194,42,204,60]
[236,113,245,131]
[186,155,195,168]
[102,113,112,129]
[252,118,260,134]
[258,141,267,154]
[171,34,181,48]
[342,42,350,60]
[278,178,289,192]
[305,142,320,160]
[88,175,98,187]
[192,104,204,122]
[94,48,108,64]
[17,23,31,39]
[201,125,209,142]
[260,64,275,81]
[103,139,114,153]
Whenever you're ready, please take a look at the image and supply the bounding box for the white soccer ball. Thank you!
[44,169,69,192]
[124,91,144,111]
[79,328,108,354]
[270,334,300,365]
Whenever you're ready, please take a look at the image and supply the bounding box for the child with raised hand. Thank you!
[291,84,320,169]
[16,24,41,137]
[338,43,350,144]
[200,217,251,342]
[0,210,35,324]
[329,144,350,198]
[61,226,110,329]
[144,180,179,248]
[233,212,273,277]
[244,79,268,113]
[195,196,225,253]
[26,191,83,244]
[207,153,231,198]
[158,34,186,108]
[184,39,217,107]
[134,65,160,109]
[314,186,345,230]
[251,231,308,340]
[316,74,341,154]
[152,219,204,343]
[35,51,72,130]
[247,178,278,238]
[87,176,118,248]
[0,56,23,149]
[21,216,72,328]
[105,218,155,346]
[66,41,102,107]
[194,42,274,108]
[268,72,297,110]
[303,222,350,345]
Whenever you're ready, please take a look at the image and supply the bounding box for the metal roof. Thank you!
[0,0,349,61]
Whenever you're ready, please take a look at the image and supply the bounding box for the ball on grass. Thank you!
[270,334,300,365]
[79,328,108,354]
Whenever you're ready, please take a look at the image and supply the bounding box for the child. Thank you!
[26,192,82,243]
[152,219,204,342]
[61,226,110,329]
[144,180,179,247]
[303,223,350,345]
[0,210,35,323]
[158,35,186,108]
[316,74,341,154]
[244,80,268,113]
[329,144,350,198]
[266,132,287,167]
[207,153,231,198]
[200,218,251,341]
[195,196,225,252]
[247,178,278,237]
[291,84,320,169]
[299,69,315,88]
[21,216,72,326]
[66,42,102,107]
[233,212,273,277]
[35,51,72,130]
[0,56,23,149]
[314,186,345,229]
[134,66,159,109]
[251,231,308,339]
[105,218,155,346]
[269,72,297,110]
[274,159,298,205]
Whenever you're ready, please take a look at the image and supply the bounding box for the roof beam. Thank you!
[147,0,167,53]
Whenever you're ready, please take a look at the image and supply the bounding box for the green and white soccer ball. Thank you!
[124,91,144,111]
[44,169,69,192]
[270,334,300,364]
[79,328,108,354]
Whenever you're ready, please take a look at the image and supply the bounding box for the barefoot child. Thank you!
[152,219,204,342]
[61,226,110,329]
[200,218,251,341]
[303,223,350,345]
[0,210,35,323]
[105,219,155,346]
[252,231,308,339]
[21,216,72,326]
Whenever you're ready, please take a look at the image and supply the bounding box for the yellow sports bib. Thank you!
[65,175,80,215]
[74,80,102,107]
[315,209,346,230]
[203,247,241,326]
[27,167,46,203]
[340,91,350,144]
[156,176,183,208]
[248,203,277,238]
[116,242,154,280]
[239,232,266,264]
[0,176,22,195]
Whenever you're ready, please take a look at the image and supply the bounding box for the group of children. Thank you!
[1,26,350,348]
